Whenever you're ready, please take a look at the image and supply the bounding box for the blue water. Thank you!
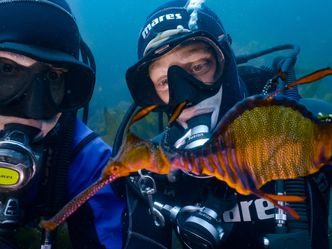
[69,0,332,111]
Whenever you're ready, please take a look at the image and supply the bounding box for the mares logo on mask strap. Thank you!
[142,13,183,39]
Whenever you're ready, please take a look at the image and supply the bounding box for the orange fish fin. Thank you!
[268,67,332,98]
[288,67,332,87]
[253,190,302,220]
[265,193,305,202]
[129,105,158,127]
[276,204,301,220]
[168,101,188,126]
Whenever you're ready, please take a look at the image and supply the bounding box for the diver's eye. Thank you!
[0,58,24,76]
[46,69,64,82]
[155,78,168,91]
[2,63,14,73]
[0,62,16,75]
[190,60,210,76]
[111,166,119,173]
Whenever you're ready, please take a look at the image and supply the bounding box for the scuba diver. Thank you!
[120,0,332,248]
[0,0,124,248]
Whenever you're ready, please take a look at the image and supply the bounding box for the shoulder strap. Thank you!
[70,131,99,161]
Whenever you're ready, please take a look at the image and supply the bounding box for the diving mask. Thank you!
[0,49,95,119]
[126,33,227,109]
[0,57,66,105]
[0,56,67,119]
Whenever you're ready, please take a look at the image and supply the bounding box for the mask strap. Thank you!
[79,38,96,124]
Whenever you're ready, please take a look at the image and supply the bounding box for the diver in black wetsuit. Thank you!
[121,0,332,248]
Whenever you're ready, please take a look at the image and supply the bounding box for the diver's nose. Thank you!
[20,75,59,119]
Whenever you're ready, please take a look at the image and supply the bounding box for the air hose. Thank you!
[236,44,300,65]
[283,69,301,100]
[236,44,302,99]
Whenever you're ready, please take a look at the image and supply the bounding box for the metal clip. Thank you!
[137,171,165,227]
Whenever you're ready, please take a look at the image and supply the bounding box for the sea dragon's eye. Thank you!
[110,165,119,173]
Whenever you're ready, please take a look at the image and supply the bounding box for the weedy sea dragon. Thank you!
[41,68,332,231]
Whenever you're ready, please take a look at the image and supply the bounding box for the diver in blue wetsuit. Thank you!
[0,0,124,248]
[122,0,332,248]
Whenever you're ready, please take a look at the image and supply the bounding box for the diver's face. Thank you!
[149,40,224,103]
[0,51,66,136]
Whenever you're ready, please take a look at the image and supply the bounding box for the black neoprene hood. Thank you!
[126,0,232,107]
[0,0,95,111]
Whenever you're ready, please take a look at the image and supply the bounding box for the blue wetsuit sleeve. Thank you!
[67,120,125,249]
